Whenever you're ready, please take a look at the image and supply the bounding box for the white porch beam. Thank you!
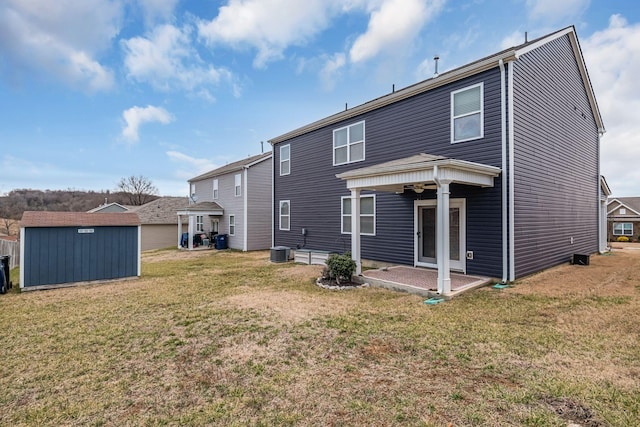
[177,214,183,248]
[188,215,194,250]
[351,189,362,275]
[435,177,452,295]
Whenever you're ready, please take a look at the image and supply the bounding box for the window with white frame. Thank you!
[229,215,235,235]
[279,200,290,230]
[613,222,633,236]
[234,173,241,196]
[280,144,290,176]
[451,83,483,143]
[213,179,218,199]
[190,183,196,196]
[619,208,626,215]
[196,215,204,232]
[341,195,375,235]
[334,121,365,166]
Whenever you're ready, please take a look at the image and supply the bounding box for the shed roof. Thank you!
[129,197,189,224]
[21,211,141,227]
[188,152,272,182]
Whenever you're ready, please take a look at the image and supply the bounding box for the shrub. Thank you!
[616,236,630,242]
[326,252,356,284]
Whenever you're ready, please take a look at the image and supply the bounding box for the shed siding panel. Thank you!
[512,35,599,278]
[23,226,138,287]
[246,159,273,250]
[274,68,504,277]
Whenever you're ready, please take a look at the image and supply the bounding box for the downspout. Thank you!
[499,59,508,283]
[508,59,516,282]
[243,166,249,251]
[271,153,275,248]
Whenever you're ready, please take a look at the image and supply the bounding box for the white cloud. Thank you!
[122,24,235,98]
[319,53,347,90]
[582,15,640,196]
[350,0,445,64]
[122,105,175,143]
[0,0,120,91]
[137,0,179,26]
[166,151,217,181]
[197,0,340,68]
[526,0,589,24]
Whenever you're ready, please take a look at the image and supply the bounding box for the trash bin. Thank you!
[214,234,228,250]
[0,255,12,294]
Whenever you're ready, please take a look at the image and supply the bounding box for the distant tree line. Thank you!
[0,176,159,236]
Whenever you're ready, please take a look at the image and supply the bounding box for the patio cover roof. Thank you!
[177,202,224,216]
[335,153,501,191]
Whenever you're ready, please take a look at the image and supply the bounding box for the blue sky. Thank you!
[1,0,639,197]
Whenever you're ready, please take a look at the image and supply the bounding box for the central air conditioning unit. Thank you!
[270,246,290,263]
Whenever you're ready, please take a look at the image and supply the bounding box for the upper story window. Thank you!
[280,144,290,176]
[451,83,484,143]
[213,179,218,200]
[190,183,196,197]
[234,173,241,197]
[279,200,290,231]
[620,208,626,215]
[341,195,375,236]
[334,121,365,166]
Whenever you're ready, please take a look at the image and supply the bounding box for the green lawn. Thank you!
[1,248,638,426]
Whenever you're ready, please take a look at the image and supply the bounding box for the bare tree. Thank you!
[116,176,159,205]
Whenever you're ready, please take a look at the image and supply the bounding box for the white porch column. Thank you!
[177,214,183,248]
[436,180,452,295]
[350,188,362,275]
[187,215,194,250]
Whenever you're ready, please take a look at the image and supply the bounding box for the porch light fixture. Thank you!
[413,184,425,194]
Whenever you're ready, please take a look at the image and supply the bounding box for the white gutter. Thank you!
[243,166,249,251]
[499,59,508,283]
[508,60,516,282]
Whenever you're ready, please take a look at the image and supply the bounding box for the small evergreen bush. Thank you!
[326,252,356,284]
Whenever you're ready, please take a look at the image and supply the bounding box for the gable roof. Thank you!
[87,202,132,213]
[189,152,272,182]
[128,197,189,224]
[21,211,140,228]
[607,197,640,216]
[269,26,603,145]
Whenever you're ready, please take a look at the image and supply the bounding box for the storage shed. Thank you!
[20,211,141,290]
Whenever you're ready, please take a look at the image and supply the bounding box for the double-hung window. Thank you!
[334,121,365,165]
[280,145,290,176]
[451,83,483,143]
[234,173,241,197]
[279,200,290,231]
[196,215,204,232]
[213,179,218,200]
[341,195,375,235]
[613,223,633,236]
[229,215,235,235]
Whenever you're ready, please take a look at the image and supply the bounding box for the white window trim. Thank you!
[451,82,484,144]
[279,200,290,231]
[190,183,196,196]
[619,208,626,215]
[234,173,241,197]
[229,215,236,236]
[613,222,633,236]
[213,179,218,200]
[341,194,375,236]
[333,121,365,166]
[196,215,204,232]
[280,144,291,176]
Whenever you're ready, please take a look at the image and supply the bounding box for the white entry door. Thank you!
[415,199,466,272]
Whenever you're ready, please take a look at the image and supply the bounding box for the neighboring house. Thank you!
[128,197,189,251]
[269,26,605,295]
[88,197,189,251]
[607,197,640,242]
[181,152,272,251]
[88,202,132,213]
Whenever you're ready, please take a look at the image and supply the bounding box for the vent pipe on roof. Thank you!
[392,84,395,93]
[260,140,264,153]
[345,102,348,111]
[434,54,440,77]
[525,31,528,43]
